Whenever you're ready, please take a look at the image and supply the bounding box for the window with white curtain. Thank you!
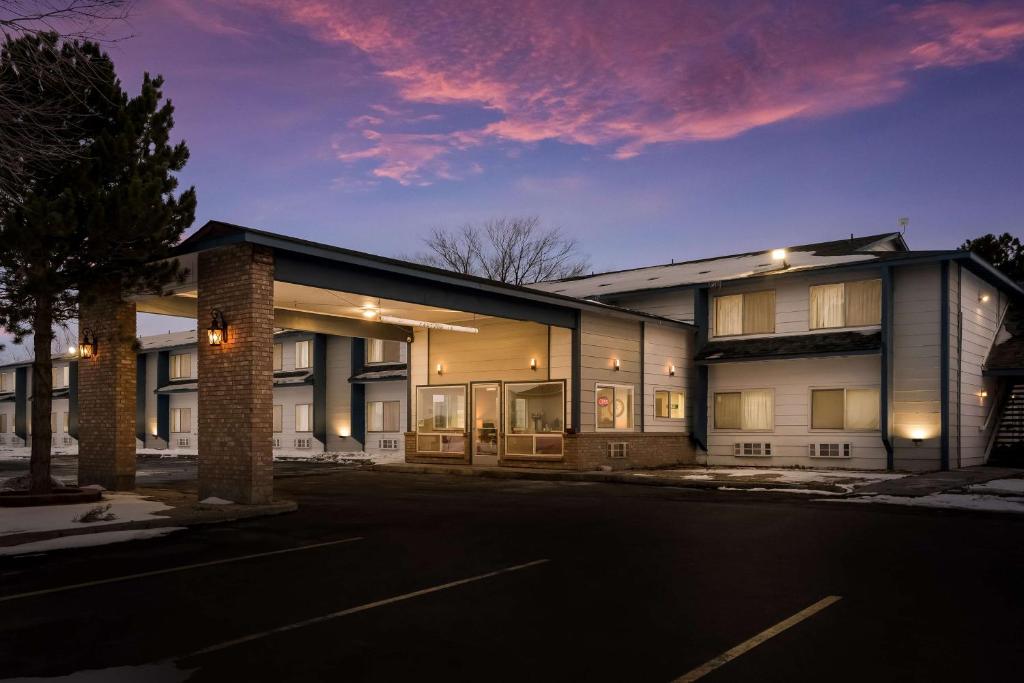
[172,408,191,433]
[273,343,283,371]
[713,291,775,336]
[366,339,402,364]
[810,279,881,330]
[170,353,192,379]
[295,340,312,369]
[273,404,283,433]
[295,403,312,432]
[51,365,69,388]
[0,372,9,392]
[811,387,880,430]
[367,400,401,432]
[714,390,774,431]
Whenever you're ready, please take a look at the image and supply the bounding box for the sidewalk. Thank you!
[0,487,296,553]
[854,466,1024,497]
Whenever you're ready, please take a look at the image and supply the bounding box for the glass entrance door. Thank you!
[472,383,500,465]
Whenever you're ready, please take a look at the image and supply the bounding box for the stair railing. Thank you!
[982,382,1015,462]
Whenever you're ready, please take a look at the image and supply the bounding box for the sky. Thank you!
[5,0,1024,354]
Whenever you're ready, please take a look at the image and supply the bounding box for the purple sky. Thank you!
[5,0,1024,353]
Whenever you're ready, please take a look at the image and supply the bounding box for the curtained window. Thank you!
[172,407,191,433]
[367,339,402,364]
[273,344,283,371]
[714,291,775,336]
[715,390,773,431]
[811,387,880,430]
[810,279,881,329]
[295,340,311,369]
[295,404,312,432]
[273,405,283,433]
[367,401,401,432]
[170,353,192,379]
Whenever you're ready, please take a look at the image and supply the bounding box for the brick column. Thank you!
[197,243,275,504]
[78,287,138,490]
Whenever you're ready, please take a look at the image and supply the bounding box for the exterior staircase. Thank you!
[990,383,1024,466]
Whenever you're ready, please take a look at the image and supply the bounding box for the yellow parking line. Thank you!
[673,595,843,682]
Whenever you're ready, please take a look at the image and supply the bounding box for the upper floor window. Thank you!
[273,343,283,371]
[811,387,880,431]
[714,389,774,431]
[809,279,881,330]
[0,413,7,432]
[273,404,283,433]
[714,290,775,337]
[655,389,685,419]
[366,339,401,364]
[0,372,10,392]
[295,340,311,369]
[596,383,634,430]
[51,365,69,388]
[169,353,192,379]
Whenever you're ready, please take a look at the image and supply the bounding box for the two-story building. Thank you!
[534,233,1024,471]
[0,354,77,451]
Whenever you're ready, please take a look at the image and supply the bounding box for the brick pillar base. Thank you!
[78,286,137,490]
[197,244,274,504]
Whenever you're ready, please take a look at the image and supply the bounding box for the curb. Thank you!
[371,463,848,494]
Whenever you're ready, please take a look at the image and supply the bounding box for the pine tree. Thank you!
[0,33,196,492]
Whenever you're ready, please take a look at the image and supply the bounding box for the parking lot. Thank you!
[1,468,1023,681]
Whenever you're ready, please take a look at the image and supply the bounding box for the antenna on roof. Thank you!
[898,217,909,235]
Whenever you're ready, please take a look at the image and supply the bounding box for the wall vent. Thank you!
[809,443,851,458]
[273,437,281,448]
[176,436,191,448]
[734,442,772,457]
[379,438,399,450]
[62,436,73,446]
[295,438,313,449]
[609,442,628,458]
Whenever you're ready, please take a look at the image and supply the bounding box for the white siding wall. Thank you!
[549,327,573,430]
[579,312,642,432]
[168,392,198,451]
[143,352,164,449]
[364,380,406,456]
[0,398,14,445]
[325,336,360,452]
[950,266,1007,467]
[707,355,886,468]
[644,324,691,433]
[613,289,696,322]
[273,385,317,450]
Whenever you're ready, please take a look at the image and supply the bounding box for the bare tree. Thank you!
[415,216,589,286]
[0,1,131,210]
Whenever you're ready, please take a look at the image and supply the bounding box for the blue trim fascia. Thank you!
[313,334,328,445]
[880,266,894,470]
[940,260,950,471]
[14,366,27,440]
[351,384,366,447]
[156,351,170,442]
[68,361,79,440]
[692,288,709,451]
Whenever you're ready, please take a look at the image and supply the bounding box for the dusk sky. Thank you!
[6,0,1024,352]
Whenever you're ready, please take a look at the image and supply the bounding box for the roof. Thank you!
[274,370,313,386]
[532,233,908,298]
[138,330,198,351]
[176,220,694,330]
[349,365,408,383]
[696,330,882,364]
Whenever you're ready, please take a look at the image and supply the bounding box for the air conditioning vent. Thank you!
[176,436,191,448]
[809,443,851,458]
[273,437,281,448]
[63,436,74,446]
[734,442,772,457]
[609,442,628,458]
[295,438,313,449]
[379,438,399,450]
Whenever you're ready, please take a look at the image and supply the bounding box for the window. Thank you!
[295,340,311,369]
[655,390,685,419]
[609,442,628,458]
[596,384,634,430]
[366,339,402,364]
[367,400,401,432]
[379,438,400,450]
[51,366,69,388]
[295,437,312,449]
[171,407,191,433]
[714,390,774,431]
[811,387,880,431]
[273,343,283,371]
[0,372,9,392]
[0,414,6,433]
[170,353,191,379]
[809,279,881,330]
[505,382,565,456]
[295,403,312,432]
[713,290,775,337]
[810,443,852,457]
[734,442,772,456]
[273,405,283,433]
[416,386,466,432]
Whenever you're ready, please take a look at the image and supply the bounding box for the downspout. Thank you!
[940,260,950,471]
[880,267,894,469]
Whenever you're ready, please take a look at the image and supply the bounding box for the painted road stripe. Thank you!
[672,595,843,682]
[183,558,551,659]
[0,537,364,603]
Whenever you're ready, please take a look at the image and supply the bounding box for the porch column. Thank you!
[197,243,275,504]
[78,286,138,490]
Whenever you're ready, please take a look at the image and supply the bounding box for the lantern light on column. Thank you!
[208,309,227,346]
[79,329,97,359]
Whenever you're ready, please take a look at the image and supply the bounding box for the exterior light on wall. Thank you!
[339,426,351,437]
[361,307,378,319]
[979,293,991,303]
[207,309,227,346]
[436,363,443,375]
[669,364,676,376]
[979,390,988,398]
[613,358,620,371]
[78,329,97,359]
[910,427,927,445]
[530,358,537,371]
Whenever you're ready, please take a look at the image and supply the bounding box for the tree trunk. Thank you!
[29,298,54,493]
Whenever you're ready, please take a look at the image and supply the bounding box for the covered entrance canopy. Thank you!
[77,220,691,503]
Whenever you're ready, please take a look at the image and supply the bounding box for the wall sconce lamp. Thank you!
[78,329,97,359]
[613,358,621,371]
[669,364,676,376]
[436,363,443,376]
[207,309,227,346]
[910,427,927,446]
[980,293,991,303]
[979,390,988,398]
[530,358,537,371]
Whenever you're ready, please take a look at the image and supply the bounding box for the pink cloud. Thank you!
[236,0,1024,182]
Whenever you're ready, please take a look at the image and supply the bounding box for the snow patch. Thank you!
[719,486,844,496]
[0,492,171,537]
[199,496,234,505]
[0,527,185,557]
[966,478,1024,495]
[821,493,1024,514]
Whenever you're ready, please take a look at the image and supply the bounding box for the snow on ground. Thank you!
[718,486,844,496]
[272,450,406,465]
[822,493,1024,514]
[0,527,185,557]
[0,492,171,537]
[966,478,1024,495]
[199,496,234,505]
[676,467,908,484]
